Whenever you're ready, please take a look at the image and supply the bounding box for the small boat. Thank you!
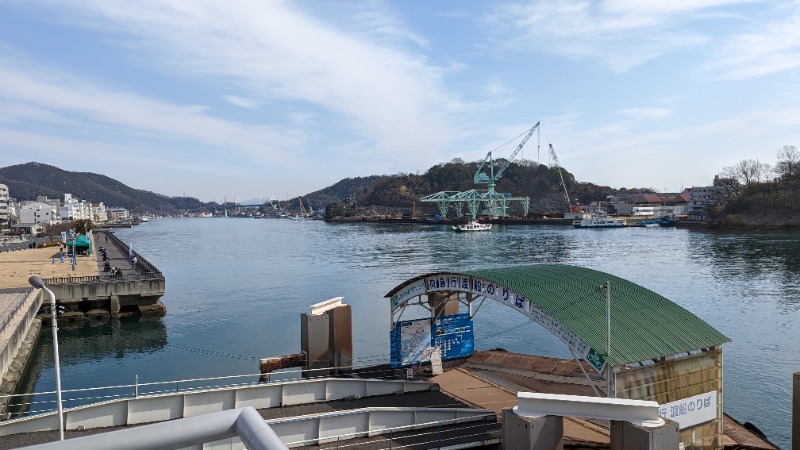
[573,210,626,228]
[452,221,493,232]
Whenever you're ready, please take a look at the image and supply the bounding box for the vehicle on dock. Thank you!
[452,221,493,232]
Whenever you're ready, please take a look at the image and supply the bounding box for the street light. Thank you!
[68,229,76,272]
[28,276,64,441]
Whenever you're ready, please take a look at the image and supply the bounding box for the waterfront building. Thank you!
[106,206,130,222]
[18,201,60,226]
[90,202,108,223]
[0,183,8,228]
[607,191,690,216]
[59,193,92,222]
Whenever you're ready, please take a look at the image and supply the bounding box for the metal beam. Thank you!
[514,392,664,428]
[22,407,287,450]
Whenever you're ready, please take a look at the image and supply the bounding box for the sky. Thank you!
[1,1,799,203]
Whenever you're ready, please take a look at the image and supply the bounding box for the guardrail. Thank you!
[283,412,499,449]
[0,377,442,437]
[0,288,34,335]
[104,230,160,275]
[42,272,163,284]
[0,367,423,419]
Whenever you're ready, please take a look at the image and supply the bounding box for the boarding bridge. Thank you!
[0,377,497,449]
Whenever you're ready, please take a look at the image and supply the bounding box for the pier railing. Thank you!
[103,229,162,276]
[42,229,163,285]
[0,288,35,341]
[42,272,163,284]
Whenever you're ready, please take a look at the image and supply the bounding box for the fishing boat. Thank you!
[572,210,626,228]
[452,221,493,232]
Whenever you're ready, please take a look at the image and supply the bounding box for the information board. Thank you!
[391,313,474,368]
[432,313,474,361]
[390,318,431,368]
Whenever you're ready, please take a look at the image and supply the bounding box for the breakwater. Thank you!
[41,230,166,320]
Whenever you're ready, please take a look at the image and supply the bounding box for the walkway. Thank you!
[93,230,138,277]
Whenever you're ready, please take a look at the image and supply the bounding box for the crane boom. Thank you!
[474,121,540,186]
[549,144,574,213]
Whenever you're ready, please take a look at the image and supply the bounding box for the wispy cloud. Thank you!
[32,0,463,165]
[223,95,259,110]
[0,56,305,164]
[701,2,800,79]
[483,0,751,72]
[619,107,672,119]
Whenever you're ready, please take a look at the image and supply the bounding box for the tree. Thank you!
[723,159,772,186]
[775,145,799,181]
[72,219,94,234]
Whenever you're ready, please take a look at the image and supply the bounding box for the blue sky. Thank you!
[1,1,798,202]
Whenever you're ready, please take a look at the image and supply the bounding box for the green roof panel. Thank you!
[385,264,729,367]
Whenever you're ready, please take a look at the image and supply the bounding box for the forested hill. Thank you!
[308,158,632,217]
[1,160,638,216]
[0,162,206,213]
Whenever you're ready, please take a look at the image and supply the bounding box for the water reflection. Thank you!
[10,316,166,416]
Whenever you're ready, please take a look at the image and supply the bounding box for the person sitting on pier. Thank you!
[103,261,111,272]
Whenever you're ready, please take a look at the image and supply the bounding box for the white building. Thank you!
[0,183,8,226]
[59,193,92,222]
[90,202,108,223]
[19,201,60,226]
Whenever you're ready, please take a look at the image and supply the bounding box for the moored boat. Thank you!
[452,221,493,232]
[573,210,626,228]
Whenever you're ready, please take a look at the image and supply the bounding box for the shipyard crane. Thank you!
[474,121,540,192]
[549,144,577,213]
[297,196,311,217]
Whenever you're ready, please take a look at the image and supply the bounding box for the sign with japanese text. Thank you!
[421,274,606,374]
[658,391,718,429]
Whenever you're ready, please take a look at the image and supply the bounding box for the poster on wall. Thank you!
[390,314,475,368]
[390,318,432,368]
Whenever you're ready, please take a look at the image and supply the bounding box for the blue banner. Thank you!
[432,313,474,361]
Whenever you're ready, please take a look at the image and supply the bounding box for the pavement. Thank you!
[0,241,99,290]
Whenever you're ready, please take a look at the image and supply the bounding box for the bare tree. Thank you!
[775,145,799,180]
[728,159,772,185]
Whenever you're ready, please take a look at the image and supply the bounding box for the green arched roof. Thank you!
[385,264,729,367]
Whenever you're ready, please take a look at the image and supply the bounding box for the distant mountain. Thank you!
[1,160,645,218]
[0,162,206,214]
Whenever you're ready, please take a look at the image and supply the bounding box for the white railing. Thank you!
[3,364,404,418]
[0,376,439,437]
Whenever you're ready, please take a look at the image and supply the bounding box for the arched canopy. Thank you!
[385,264,729,371]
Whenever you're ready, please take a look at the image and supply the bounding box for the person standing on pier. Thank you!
[132,255,138,270]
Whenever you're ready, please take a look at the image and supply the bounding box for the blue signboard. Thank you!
[432,313,474,361]
[390,313,474,368]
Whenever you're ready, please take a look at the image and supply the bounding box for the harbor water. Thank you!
[16,218,800,448]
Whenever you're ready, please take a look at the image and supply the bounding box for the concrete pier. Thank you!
[41,230,166,320]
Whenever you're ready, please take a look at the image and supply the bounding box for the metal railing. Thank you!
[1,372,269,417]
[0,287,34,335]
[285,413,500,449]
[42,272,163,284]
[103,230,161,275]
[1,364,399,418]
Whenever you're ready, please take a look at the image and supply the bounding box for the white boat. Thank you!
[572,210,626,228]
[452,221,493,232]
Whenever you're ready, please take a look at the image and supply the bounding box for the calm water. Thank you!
[17,219,800,448]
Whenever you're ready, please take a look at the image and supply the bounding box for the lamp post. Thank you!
[28,276,64,440]
[68,229,76,272]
